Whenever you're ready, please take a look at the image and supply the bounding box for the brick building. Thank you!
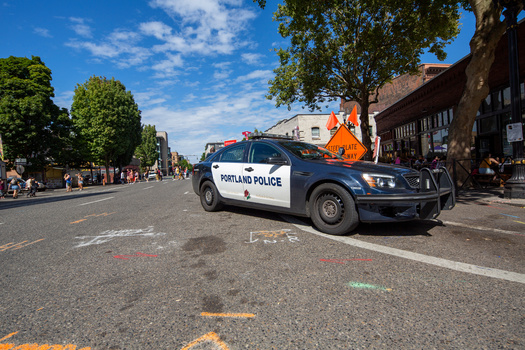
[340,64,451,115]
[374,19,525,162]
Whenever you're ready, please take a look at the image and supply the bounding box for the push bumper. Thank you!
[355,167,456,223]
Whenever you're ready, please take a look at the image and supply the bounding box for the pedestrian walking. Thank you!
[0,179,6,199]
[77,173,84,191]
[9,176,20,198]
[26,177,33,197]
[27,177,37,197]
[64,173,72,192]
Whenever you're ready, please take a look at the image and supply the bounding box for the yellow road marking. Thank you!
[181,332,229,350]
[0,331,90,349]
[201,312,255,318]
[71,212,116,224]
[514,220,525,225]
[13,239,45,250]
[0,239,45,252]
[0,332,17,342]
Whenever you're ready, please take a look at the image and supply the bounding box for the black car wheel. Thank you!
[200,181,223,212]
[310,183,359,235]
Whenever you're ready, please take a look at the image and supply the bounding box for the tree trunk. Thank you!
[447,1,505,185]
[359,99,373,161]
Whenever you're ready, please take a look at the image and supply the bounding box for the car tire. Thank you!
[200,181,223,212]
[310,183,359,235]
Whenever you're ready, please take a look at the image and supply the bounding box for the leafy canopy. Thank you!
[0,56,66,172]
[265,0,461,110]
[135,124,159,172]
[71,76,142,172]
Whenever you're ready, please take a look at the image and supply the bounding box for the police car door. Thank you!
[243,142,291,208]
[211,143,247,201]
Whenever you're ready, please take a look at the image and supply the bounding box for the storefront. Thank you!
[376,19,525,163]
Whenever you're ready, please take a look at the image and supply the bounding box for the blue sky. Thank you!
[1,1,516,163]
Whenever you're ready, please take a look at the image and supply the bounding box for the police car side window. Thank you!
[249,143,281,163]
[218,144,246,163]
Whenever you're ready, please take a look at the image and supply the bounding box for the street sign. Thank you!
[15,158,27,165]
[325,124,368,160]
[16,165,25,174]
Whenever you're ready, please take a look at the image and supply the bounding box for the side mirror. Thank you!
[338,147,345,156]
[267,156,288,165]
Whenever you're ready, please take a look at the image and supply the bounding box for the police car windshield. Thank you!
[280,141,342,160]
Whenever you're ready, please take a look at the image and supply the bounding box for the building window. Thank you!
[311,127,320,139]
[482,94,492,113]
[330,127,337,136]
[492,90,502,111]
[480,116,498,134]
[503,87,511,108]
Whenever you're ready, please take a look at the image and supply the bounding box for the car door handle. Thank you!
[244,167,254,172]
[213,165,219,169]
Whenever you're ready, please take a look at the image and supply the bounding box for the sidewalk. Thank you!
[457,187,525,207]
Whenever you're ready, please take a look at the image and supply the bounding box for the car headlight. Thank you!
[362,173,397,188]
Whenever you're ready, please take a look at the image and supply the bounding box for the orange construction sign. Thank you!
[325,124,368,160]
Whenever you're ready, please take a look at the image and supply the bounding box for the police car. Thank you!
[192,133,455,235]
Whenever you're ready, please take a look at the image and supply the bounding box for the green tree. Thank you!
[255,0,461,159]
[71,76,142,180]
[0,56,66,173]
[135,124,159,173]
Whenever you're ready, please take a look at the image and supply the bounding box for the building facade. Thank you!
[265,112,377,147]
[374,19,525,162]
[340,64,451,115]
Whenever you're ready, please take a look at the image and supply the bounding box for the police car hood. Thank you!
[310,159,418,177]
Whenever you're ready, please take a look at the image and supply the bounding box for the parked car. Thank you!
[192,133,456,236]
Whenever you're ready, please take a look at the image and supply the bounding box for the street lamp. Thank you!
[495,0,525,199]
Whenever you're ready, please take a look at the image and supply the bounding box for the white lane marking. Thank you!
[184,191,190,195]
[442,221,525,236]
[281,215,525,284]
[143,186,154,190]
[78,197,114,206]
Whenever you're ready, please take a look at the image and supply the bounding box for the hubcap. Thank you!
[319,193,344,224]
[205,189,213,204]
[322,199,338,218]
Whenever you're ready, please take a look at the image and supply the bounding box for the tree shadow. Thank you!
[0,190,119,210]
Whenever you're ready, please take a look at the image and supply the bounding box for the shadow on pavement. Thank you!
[220,205,437,237]
[0,190,119,210]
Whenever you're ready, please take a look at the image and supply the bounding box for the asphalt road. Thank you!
[0,179,524,349]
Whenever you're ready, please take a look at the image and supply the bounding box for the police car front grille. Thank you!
[403,174,420,189]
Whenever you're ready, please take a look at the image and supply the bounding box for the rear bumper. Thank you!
[355,167,455,223]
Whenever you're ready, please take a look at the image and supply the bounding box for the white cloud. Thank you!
[241,53,263,65]
[235,69,273,83]
[69,17,93,38]
[139,21,172,40]
[152,53,184,78]
[34,27,52,38]
[146,0,257,55]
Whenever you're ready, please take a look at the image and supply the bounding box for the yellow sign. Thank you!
[325,124,367,160]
